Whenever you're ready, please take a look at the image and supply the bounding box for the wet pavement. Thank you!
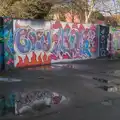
[1,59,120,120]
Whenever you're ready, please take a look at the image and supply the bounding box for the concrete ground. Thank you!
[1,59,120,120]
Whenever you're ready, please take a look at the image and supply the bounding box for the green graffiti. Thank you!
[114,40,118,50]
[5,52,8,57]
[0,94,15,116]
[70,36,75,43]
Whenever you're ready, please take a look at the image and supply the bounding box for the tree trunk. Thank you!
[85,16,89,24]
[84,0,94,24]
[85,11,89,24]
[85,9,93,24]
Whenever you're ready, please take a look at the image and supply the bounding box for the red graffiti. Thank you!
[52,21,62,29]
[90,25,96,31]
[64,24,71,29]
[16,52,51,67]
[78,24,85,32]
[72,23,78,29]
[52,96,62,104]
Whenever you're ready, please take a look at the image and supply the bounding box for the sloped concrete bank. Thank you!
[0,89,69,117]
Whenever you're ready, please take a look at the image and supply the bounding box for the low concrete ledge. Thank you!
[0,89,68,117]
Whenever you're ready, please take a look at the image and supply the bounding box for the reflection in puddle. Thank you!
[26,65,62,71]
[53,64,89,70]
[25,64,90,71]
[0,78,21,82]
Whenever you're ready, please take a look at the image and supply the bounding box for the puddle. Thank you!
[25,65,62,71]
[0,78,22,82]
[25,64,91,71]
[53,64,90,70]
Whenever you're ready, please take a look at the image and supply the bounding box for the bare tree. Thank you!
[71,0,119,23]
[47,0,101,23]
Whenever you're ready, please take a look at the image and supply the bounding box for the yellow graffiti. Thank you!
[20,39,25,45]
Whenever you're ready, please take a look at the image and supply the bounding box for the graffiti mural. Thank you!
[0,94,15,116]
[0,17,4,70]
[13,20,99,67]
[4,17,14,69]
[15,90,66,115]
[0,43,4,70]
[13,20,51,67]
[107,33,115,56]
[110,27,120,56]
[0,17,4,42]
[0,90,66,116]
[51,21,98,62]
[98,25,109,57]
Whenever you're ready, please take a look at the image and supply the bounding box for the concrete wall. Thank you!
[0,90,65,116]
[0,17,109,70]
[3,17,14,70]
[97,25,109,57]
[110,27,120,57]
[0,18,110,116]
[0,17,4,70]
[13,19,101,68]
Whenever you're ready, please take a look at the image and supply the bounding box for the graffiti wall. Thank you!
[13,20,99,67]
[0,90,66,116]
[97,25,109,57]
[51,21,98,62]
[15,90,65,115]
[0,94,15,116]
[13,19,51,67]
[0,43,4,70]
[110,27,120,56]
[0,17,4,70]
[4,17,14,69]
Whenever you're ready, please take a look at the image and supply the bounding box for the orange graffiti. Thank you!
[16,52,51,67]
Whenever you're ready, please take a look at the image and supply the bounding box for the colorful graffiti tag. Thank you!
[4,17,14,69]
[13,20,99,67]
[107,33,115,56]
[15,90,64,115]
[0,90,66,116]
[13,20,51,67]
[51,21,98,62]
[110,27,120,56]
[0,94,15,116]
[0,17,4,70]
[98,25,109,57]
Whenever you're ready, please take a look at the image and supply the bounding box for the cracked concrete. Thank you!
[1,59,120,120]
